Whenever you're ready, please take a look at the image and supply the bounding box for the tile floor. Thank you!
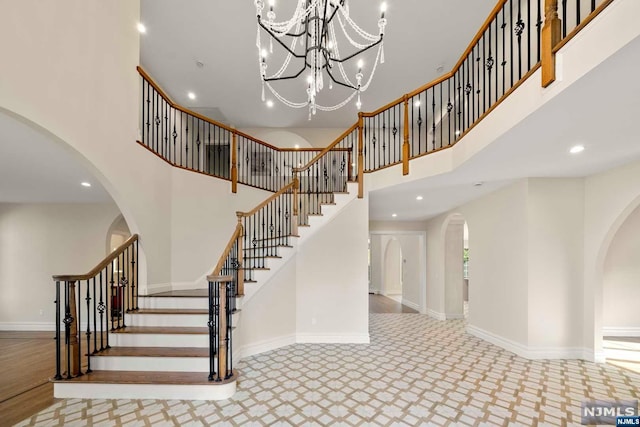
[18,314,640,426]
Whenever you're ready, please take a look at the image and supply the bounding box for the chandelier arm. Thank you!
[324,67,358,91]
[258,20,306,59]
[269,20,303,79]
[359,44,383,91]
[330,37,383,64]
[264,62,309,82]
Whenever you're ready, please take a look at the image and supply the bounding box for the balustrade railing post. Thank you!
[237,224,245,296]
[402,95,410,176]
[541,0,561,87]
[218,280,228,379]
[357,113,364,199]
[68,281,80,377]
[231,133,238,193]
[292,173,300,235]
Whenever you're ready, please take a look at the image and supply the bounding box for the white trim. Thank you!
[0,322,55,331]
[467,324,590,360]
[401,299,420,311]
[54,381,236,401]
[426,309,446,321]
[237,334,297,359]
[445,313,465,320]
[144,282,172,295]
[602,326,640,337]
[296,333,370,344]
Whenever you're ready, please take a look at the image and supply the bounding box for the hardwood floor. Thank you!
[0,331,58,426]
[369,294,418,314]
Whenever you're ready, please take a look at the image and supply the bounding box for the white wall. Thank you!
[424,214,449,318]
[296,197,369,342]
[0,203,120,328]
[526,179,584,349]
[603,203,640,332]
[460,181,529,345]
[169,168,270,289]
[444,222,464,319]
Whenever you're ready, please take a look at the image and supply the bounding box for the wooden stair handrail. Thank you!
[292,124,359,174]
[210,224,243,277]
[52,234,139,281]
[236,181,296,218]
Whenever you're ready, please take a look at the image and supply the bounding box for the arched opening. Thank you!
[602,203,640,374]
[383,238,403,300]
[106,214,132,255]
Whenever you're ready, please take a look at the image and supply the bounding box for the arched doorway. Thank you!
[602,203,640,373]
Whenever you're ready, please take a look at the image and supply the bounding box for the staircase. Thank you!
[52,181,358,401]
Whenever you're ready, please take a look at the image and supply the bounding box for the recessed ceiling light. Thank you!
[266,100,274,108]
[569,145,585,154]
[187,92,196,100]
[414,100,421,108]
[392,213,397,218]
[416,196,423,201]
[455,130,461,136]
[81,182,91,187]
[136,23,146,34]
[294,144,300,149]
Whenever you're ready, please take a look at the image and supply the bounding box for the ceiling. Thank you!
[0,111,112,204]
[140,0,497,128]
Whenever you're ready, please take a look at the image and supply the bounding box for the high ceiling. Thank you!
[140,0,497,128]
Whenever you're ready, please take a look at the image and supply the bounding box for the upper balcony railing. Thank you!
[137,67,342,193]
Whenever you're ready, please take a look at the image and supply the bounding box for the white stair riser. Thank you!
[112,333,209,347]
[605,349,640,362]
[92,356,210,372]
[54,382,235,401]
[128,313,239,328]
[139,297,207,310]
[128,314,208,328]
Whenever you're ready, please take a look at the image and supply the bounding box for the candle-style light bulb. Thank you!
[380,2,387,19]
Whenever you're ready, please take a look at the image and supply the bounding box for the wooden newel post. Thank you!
[357,113,364,199]
[68,281,80,376]
[402,95,410,176]
[231,133,238,193]
[292,172,299,235]
[218,280,228,378]
[541,0,561,87]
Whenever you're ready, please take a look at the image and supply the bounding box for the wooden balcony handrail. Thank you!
[236,181,296,218]
[52,234,139,281]
[137,66,326,154]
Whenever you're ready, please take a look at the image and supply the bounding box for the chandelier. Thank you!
[255,0,388,119]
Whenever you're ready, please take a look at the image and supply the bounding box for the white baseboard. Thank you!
[603,326,640,337]
[0,322,55,331]
[426,309,446,321]
[296,333,370,344]
[401,299,420,311]
[467,324,590,360]
[237,334,297,359]
[445,313,465,320]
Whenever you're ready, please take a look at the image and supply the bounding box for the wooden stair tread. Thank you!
[94,347,208,358]
[244,244,293,251]
[243,255,282,260]
[141,289,208,298]
[134,308,208,315]
[52,370,236,385]
[113,326,208,335]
